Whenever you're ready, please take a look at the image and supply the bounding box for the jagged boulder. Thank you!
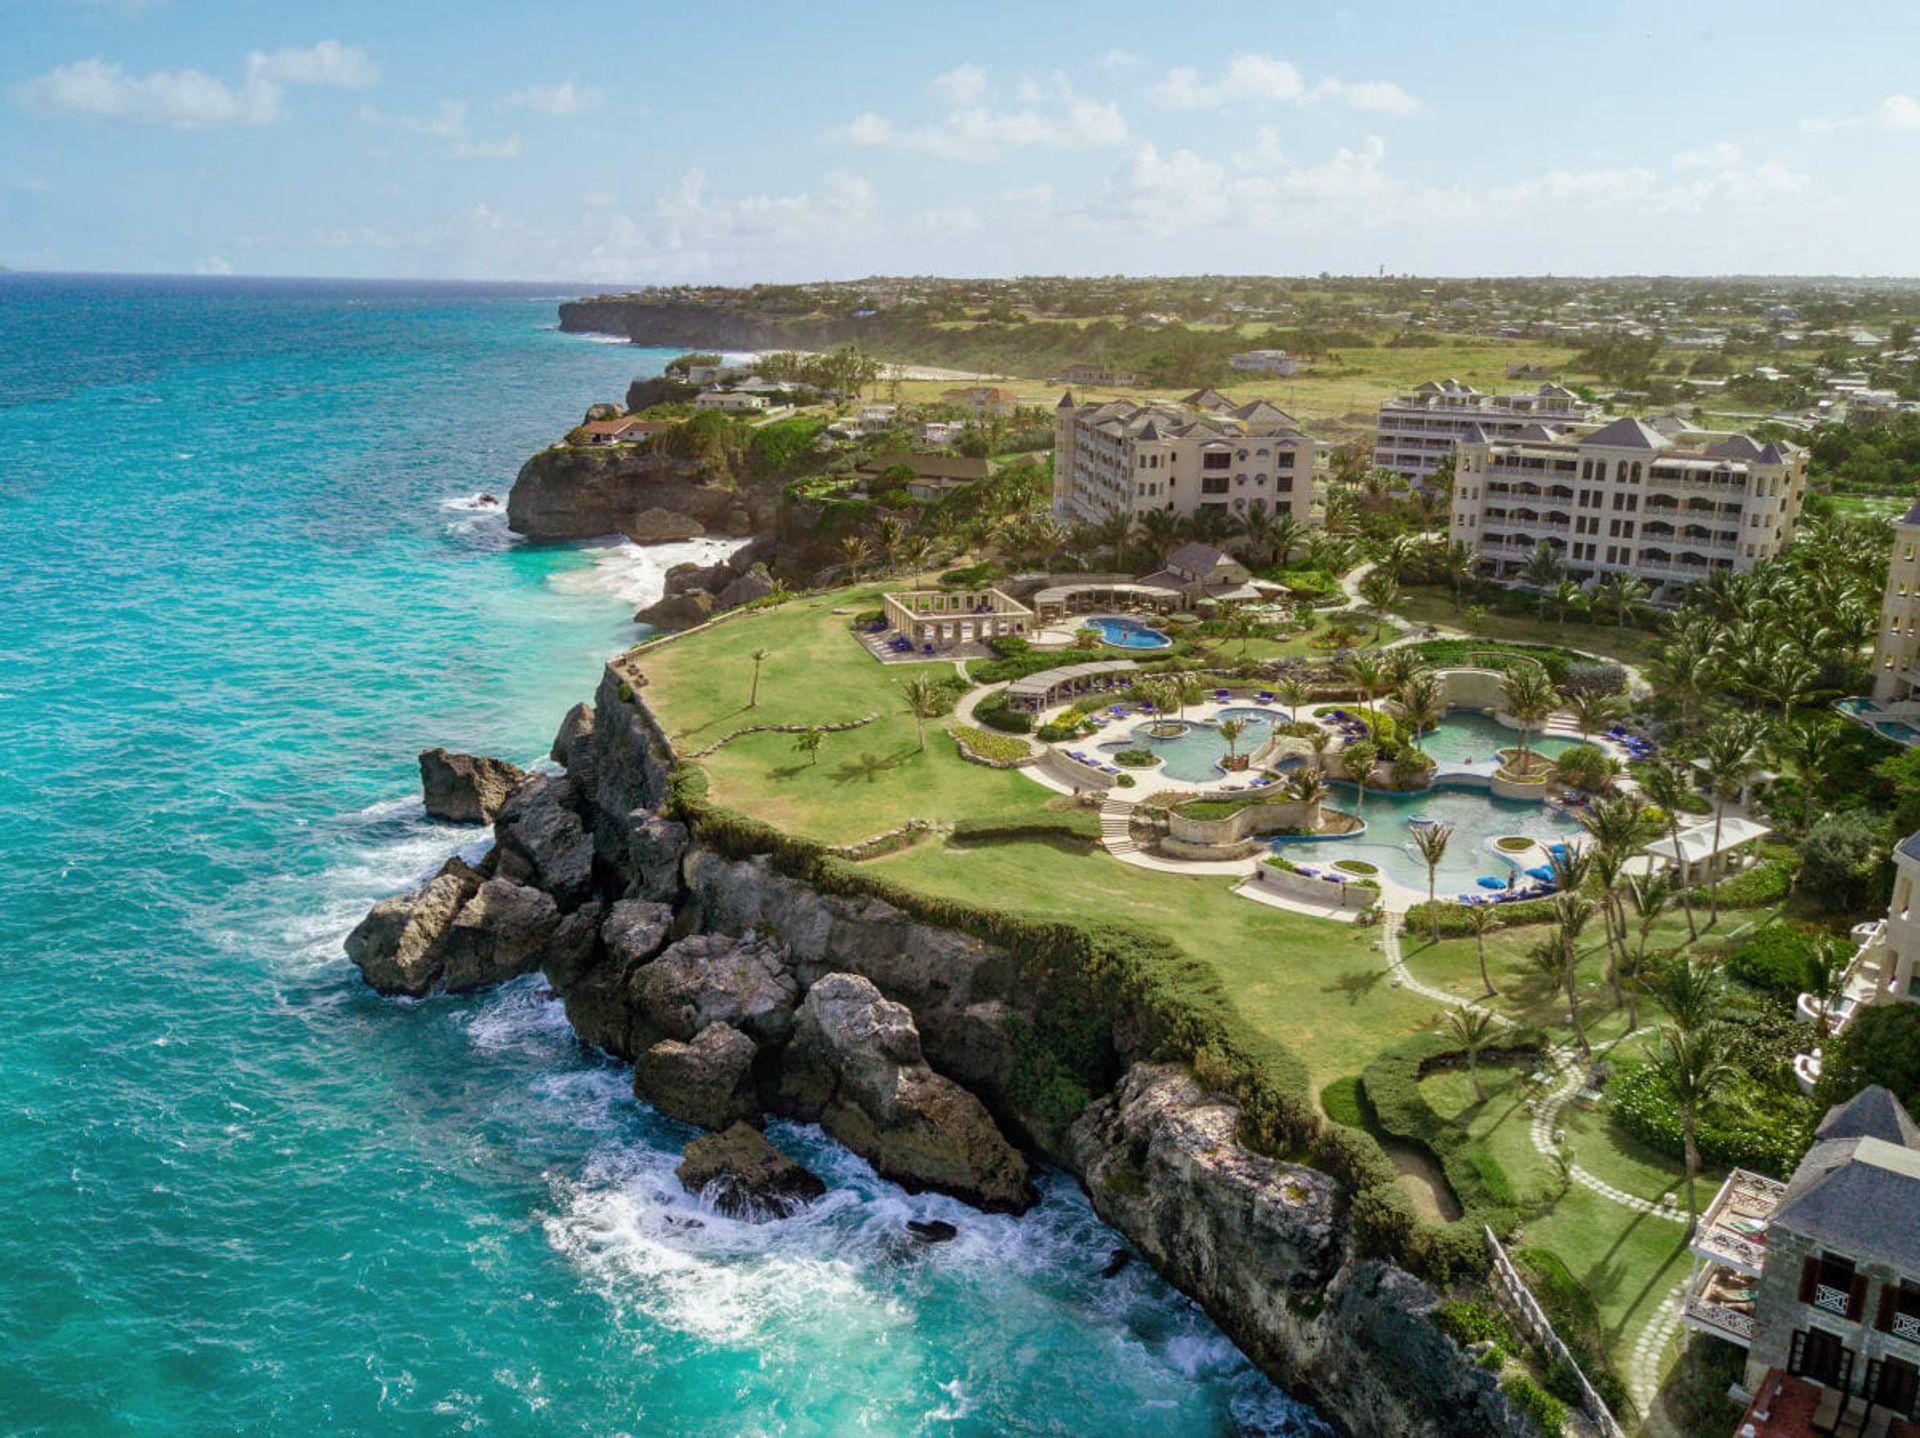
[493,774,594,909]
[344,856,484,996]
[781,973,1033,1213]
[634,590,715,631]
[540,899,606,992]
[556,899,675,1057]
[636,1022,759,1130]
[676,1122,825,1220]
[549,702,595,768]
[418,748,528,824]
[717,564,777,610]
[624,811,688,901]
[664,560,731,597]
[623,507,704,544]
[438,878,561,992]
[631,931,799,1049]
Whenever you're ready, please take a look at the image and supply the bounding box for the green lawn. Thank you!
[871,838,1443,1089]
[1422,1064,1697,1385]
[1388,584,1661,666]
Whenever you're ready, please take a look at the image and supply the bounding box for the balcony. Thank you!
[1691,1168,1788,1276]
[1684,1261,1759,1345]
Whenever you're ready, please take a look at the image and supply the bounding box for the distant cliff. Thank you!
[560,299,882,354]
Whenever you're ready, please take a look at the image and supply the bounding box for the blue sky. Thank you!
[5,0,1920,281]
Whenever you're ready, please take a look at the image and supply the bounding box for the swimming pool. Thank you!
[1095,718,1279,783]
[1081,614,1172,650]
[1417,711,1582,766]
[1274,783,1586,893]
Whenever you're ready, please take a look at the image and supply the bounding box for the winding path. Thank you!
[1383,903,1685,1436]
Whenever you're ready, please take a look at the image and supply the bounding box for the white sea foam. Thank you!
[440,493,503,513]
[550,535,749,612]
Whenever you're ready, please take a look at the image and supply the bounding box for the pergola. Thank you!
[882,587,1033,651]
[1031,580,1181,623]
[1638,814,1772,886]
[1005,659,1143,712]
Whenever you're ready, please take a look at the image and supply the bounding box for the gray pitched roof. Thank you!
[1818,1085,1920,1147]
[1901,494,1920,528]
[1582,415,1671,450]
[1165,542,1232,574]
[1056,389,1076,408]
[1179,388,1234,411]
[1772,1135,1920,1269]
[1704,434,1765,462]
[1460,421,1490,445]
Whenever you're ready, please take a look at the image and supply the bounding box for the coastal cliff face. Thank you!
[506,444,774,544]
[559,298,880,354]
[345,662,1539,1437]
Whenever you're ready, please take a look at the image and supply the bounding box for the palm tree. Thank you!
[1278,678,1310,725]
[1774,716,1840,831]
[793,727,824,766]
[1398,674,1444,749]
[1650,1024,1738,1234]
[898,675,943,752]
[1522,541,1567,614]
[1344,652,1385,727]
[1218,718,1248,768]
[1804,934,1850,1039]
[1463,903,1500,997]
[1566,689,1624,746]
[839,534,871,582]
[1305,728,1333,771]
[1596,571,1650,628]
[1549,579,1588,628]
[748,647,772,707]
[1342,739,1379,810]
[1638,761,1702,940]
[873,515,907,575]
[1288,766,1329,820]
[1411,822,1455,941]
[1358,570,1399,639]
[1698,722,1761,926]
[1645,951,1725,1035]
[1500,664,1558,770]
[1446,1006,1500,1102]
[1439,539,1477,608]
[1554,891,1598,1057]
[1172,671,1206,722]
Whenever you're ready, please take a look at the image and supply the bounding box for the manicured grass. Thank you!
[1421,1064,1696,1366]
[870,838,1441,1089]
[1388,584,1660,667]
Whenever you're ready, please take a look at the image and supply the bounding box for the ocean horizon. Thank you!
[0,274,1326,1436]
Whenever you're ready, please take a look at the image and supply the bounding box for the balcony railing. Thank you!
[1895,1310,1920,1344]
[1813,1283,1851,1317]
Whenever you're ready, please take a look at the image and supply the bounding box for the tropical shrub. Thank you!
[1430,1299,1516,1353]
[973,692,1033,734]
[1814,1002,1920,1112]
[1499,1375,1566,1438]
[1608,1062,1810,1177]
[1797,810,1891,911]
[1724,924,1827,997]
[950,726,1031,763]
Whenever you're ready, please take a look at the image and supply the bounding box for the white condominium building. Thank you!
[1052,388,1316,528]
[1448,416,1807,600]
[1374,379,1598,485]
[1870,498,1920,705]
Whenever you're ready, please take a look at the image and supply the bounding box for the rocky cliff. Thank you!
[506,444,776,544]
[343,661,1538,1436]
[559,299,880,353]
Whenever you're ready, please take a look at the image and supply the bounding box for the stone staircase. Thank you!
[1099,796,1138,855]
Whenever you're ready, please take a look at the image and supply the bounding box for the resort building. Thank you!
[1057,363,1137,387]
[879,588,1033,654]
[1687,1087,1920,1436]
[1137,543,1262,607]
[695,390,770,412]
[941,386,1018,418]
[1447,416,1808,601]
[1052,389,1317,529]
[852,452,990,500]
[1870,500,1920,706]
[577,417,666,446]
[1229,349,1303,376]
[1373,380,1598,485]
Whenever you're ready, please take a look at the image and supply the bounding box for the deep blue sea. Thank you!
[0,274,1327,1436]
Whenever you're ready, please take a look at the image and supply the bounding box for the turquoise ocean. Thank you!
[0,274,1328,1436]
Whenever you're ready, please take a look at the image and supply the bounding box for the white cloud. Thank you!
[1099,48,1142,68]
[1670,140,1744,171]
[454,134,522,160]
[14,41,376,129]
[914,203,980,234]
[194,255,233,274]
[827,69,1124,160]
[1881,95,1920,130]
[503,78,602,116]
[1147,53,1416,114]
[930,64,987,105]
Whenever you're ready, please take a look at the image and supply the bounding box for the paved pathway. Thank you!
[1386,905,1685,1435]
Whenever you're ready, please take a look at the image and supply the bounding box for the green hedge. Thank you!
[1500,1374,1567,1438]
[1607,1062,1810,1177]
[1724,924,1826,997]
[973,692,1034,734]
[1360,1030,1545,1243]
[1685,846,1797,909]
[950,725,1031,763]
[948,813,1100,846]
[1515,1247,1632,1416]
[1403,897,1558,937]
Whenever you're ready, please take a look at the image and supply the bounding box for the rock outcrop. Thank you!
[493,775,595,910]
[676,1122,826,1221]
[554,898,674,1057]
[781,973,1033,1214]
[632,932,800,1049]
[549,703,595,768]
[637,1022,759,1130]
[418,748,527,824]
[437,878,560,992]
[1070,1065,1531,1438]
[506,444,773,544]
[633,589,715,632]
[345,855,485,996]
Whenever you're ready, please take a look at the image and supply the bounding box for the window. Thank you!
[1792,1326,1853,1389]
[1202,476,1229,495]
[1203,452,1231,470]
[1277,476,1293,492]
[1801,1255,1866,1321]
[1276,452,1296,468]
[1876,1355,1920,1417]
